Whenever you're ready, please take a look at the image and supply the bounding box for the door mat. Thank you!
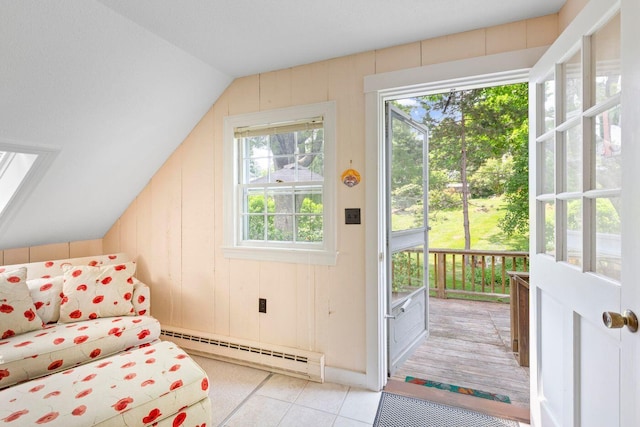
[373,392,518,427]
[405,376,511,404]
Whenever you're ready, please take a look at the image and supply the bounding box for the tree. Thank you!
[416,83,529,246]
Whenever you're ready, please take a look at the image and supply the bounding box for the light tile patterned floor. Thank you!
[191,354,530,427]
[191,354,381,427]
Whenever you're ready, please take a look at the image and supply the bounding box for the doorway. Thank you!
[382,85,531,410]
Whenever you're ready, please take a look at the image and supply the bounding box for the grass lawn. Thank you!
[393,196,528,251]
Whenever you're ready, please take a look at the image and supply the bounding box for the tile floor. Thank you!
[192,354,530,427]
[192,354,381,427]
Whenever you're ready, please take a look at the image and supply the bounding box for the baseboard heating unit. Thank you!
[161,327,325,383]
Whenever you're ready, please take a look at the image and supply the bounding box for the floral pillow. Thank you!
[26,276,64,324]
[59,262,137,323]
[0,267,43,339]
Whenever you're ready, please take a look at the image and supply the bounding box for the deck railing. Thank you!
[392,248,529,300]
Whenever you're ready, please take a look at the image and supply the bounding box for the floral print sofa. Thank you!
[0,254,211,426]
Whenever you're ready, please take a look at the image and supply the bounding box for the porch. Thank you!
[390,297,531,408]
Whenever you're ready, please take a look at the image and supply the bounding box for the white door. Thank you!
[386,103,429,375]
[529,0,638,425]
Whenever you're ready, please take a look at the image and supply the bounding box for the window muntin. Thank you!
[223,102,336,265]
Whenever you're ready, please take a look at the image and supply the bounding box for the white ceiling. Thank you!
[0,0,565,250]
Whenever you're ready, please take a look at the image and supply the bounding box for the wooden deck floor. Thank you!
[391,297,530,408]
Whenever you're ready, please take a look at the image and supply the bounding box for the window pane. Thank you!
[391,245,425,304]
[541,201,555,256]
[565,125,582,193]
[564,50,582,121]
[594,105,621,190]
[541,138,555,194]
[266,190,293,214]
[244,215,265,241]
[595,197,621,280]
[390,114,425,232]
[244,136,271,182]
[267,215,293,242]
[295,191,322,214]
[245,189,266,214]
[593,13,621,105]
[542,76,555,134]
[566,198,582,267]
[296,216,322,243]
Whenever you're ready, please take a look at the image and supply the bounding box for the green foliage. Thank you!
[247,194,323,242]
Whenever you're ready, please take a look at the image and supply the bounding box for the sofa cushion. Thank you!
[0,341,211,427]
[0,315,160,390]
[27,276,64,324]
[59,262,136,323]
[0,267,43,339]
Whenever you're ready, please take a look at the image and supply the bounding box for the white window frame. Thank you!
[223,101,337,265]
[0,139,59,238]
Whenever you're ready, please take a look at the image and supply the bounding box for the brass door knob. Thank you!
[602,310,638,333]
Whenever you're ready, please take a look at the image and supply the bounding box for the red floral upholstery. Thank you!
[0,315,160,390]
[0,341,211,426]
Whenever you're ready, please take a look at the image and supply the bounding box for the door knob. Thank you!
[602,310,638,333]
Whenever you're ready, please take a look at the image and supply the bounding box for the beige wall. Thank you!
[101,13,560,374]
[0,239,103,266]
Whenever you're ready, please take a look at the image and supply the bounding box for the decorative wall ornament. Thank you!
[341,161,361,187]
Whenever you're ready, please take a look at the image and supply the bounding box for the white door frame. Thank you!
[363,47,547,391]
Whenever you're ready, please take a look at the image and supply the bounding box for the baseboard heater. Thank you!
[160,327,325,383]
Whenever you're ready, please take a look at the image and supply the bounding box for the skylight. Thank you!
[0,150,39,216]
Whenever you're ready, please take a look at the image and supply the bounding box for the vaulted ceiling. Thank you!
[0,0,565,249]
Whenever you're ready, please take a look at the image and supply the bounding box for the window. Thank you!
[223,102,337,265]
[0,140,59,235]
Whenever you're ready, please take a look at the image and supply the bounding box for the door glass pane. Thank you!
[593,13,621,105]
[391,245,425,303]
[390,114,425,232]
[541,200,556,256]
[543,76,556,134]
[564,50,582,121]
[594,105,621,190]
[566,198,582,267]
[541,138,555,194]
[565,125,582,193]
[595,197,621,280]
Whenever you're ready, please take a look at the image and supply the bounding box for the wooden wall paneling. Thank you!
[258,261,298,348]
[296,262,316,350]
[29,242,70,262]
[227,76,259,116]
[135,186,153,291]
[0,250,3,265]
[150,149,183,327]
[375,42,421,74]
[486,21,527,55]
[559,0,589,32]
[181,107,216,332]
[421,28,486,66]
[526,15,559,48]
[2,247,29,265]
[69,239,103,258]
[119,197,138,258]
[102,219,120,254]
[211,100,230,335]
[313,265,332,358]
[291,61,329,105]
[259,68,292,111]
[228,258,260,341]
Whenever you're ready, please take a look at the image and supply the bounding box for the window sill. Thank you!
[222,246,337,266]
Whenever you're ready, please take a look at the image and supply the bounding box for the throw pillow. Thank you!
[0,267,43,339]
[26,276,64,324]
[59,262,137,323]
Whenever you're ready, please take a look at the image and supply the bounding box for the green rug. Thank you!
[405,376,511,404]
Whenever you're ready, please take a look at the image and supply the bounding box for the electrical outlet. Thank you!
[259,298,267,313]
[345,208,361,224]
